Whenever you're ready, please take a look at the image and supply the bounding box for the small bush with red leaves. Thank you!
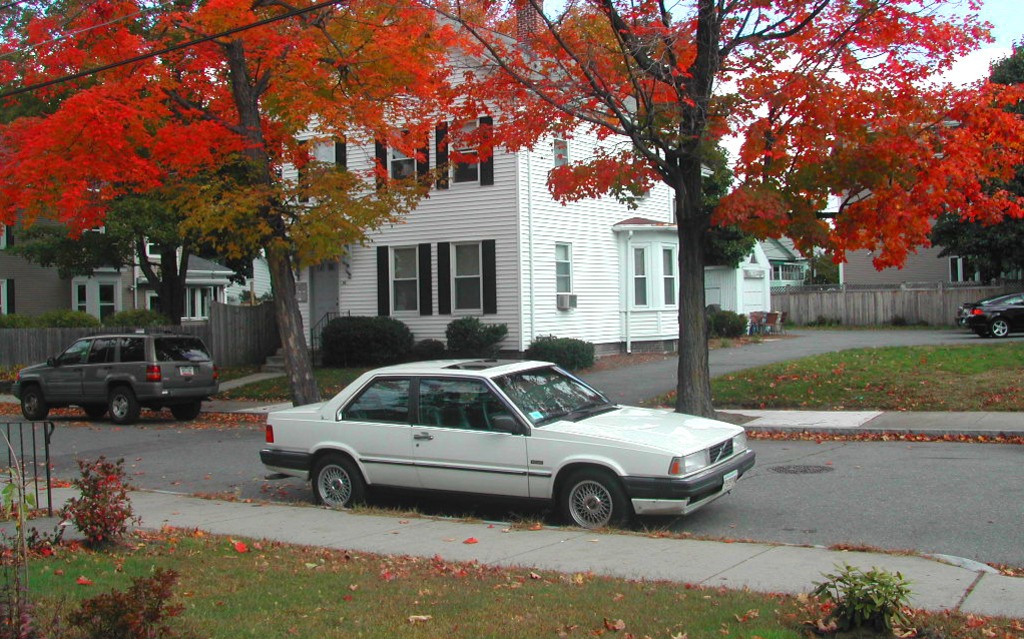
[59,457,138,547]
[69,569,196,639]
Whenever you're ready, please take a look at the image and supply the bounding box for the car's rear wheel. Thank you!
[82,405,107,420]
[170,401,202,421]
[20,386,49,421]
[989,318,1011,338]
[108,386,141,425]
[559,468,632,529]
[312,454,366,509]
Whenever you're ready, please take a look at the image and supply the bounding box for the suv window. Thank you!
[119,337,146,363]
[87,337,117,364]
[57,339,91,366]
[154,337,211,362]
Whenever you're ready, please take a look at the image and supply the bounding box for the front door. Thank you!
[412,377,530,497]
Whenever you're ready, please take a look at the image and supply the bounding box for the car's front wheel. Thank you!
[989,318,1011,338]
[20,386,49,421]
[108,386,141,425]
[312,454,366,509]
[559,468,632,529]
[170,401,202,421]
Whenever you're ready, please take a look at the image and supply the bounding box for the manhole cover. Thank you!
[770,464,834,474]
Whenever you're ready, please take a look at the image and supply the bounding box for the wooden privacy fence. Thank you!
[0,302,278,367]
[771,282,1023,326]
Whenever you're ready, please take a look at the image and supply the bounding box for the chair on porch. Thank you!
[764,312,780,334]
[747,311,766,335]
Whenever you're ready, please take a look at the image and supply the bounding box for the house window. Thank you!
[555,243,572,294]
[453,121,479,184]
[185,286,216,320]
[663,247,676,306]
[948,256,976,282]
[390,146,415,180]
[553,138,568,167]
[772,263,804,281]
[73,278,120,321]
[454,243,482,311]
[392,247,419,313]
[0,279,10,315]
[0,225,11,250]
[633,247,649,307]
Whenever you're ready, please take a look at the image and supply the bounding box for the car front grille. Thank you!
[709,439,734,464]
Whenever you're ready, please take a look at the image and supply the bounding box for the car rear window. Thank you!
[155,337,211,362]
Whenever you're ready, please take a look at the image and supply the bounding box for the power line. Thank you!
[0,0,342,100]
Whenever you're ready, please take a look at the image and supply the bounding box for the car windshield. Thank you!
[154,337,211,362]
[495,366,611,426]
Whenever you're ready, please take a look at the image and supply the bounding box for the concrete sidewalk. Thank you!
[16,487,1021,620]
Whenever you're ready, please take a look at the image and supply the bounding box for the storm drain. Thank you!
[769,464,834,474]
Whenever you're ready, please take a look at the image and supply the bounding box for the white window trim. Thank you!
[553,138,569,168]
[0,226,9,250]
[632,245,650,308]
[555,242,573,294]
[662,246,677,307]
[452,122,480,185]
[183,286,218,320]
[71,276,122,321]
[391,246,420,314]
[0,279,8,315]
[452,241,483,312]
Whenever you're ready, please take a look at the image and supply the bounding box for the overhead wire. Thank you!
[0,0,343,100]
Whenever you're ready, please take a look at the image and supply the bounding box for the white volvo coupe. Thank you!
[260,359,755,529]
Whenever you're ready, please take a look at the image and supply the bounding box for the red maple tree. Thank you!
[0,0,466,403]
[437,0,1024,416]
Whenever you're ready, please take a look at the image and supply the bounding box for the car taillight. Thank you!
[146,365,162,382]
[265,425,274,443]
[971,308,984,316]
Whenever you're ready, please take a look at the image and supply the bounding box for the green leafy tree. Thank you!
[702,146,756,268]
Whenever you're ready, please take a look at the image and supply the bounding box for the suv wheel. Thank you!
[170,401,202,421]
[108,386,141,425]
[20,386,49,421]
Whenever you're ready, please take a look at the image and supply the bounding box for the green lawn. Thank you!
[216,367,367,401]
[25,532,1015,639]
[709,343,1024,411]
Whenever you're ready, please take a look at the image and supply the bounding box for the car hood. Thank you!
[18,362,49,376]
[542,406,742,454]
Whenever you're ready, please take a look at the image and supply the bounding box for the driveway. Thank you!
[580,327,997,405]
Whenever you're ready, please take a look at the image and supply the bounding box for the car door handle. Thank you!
[413,433,434,441]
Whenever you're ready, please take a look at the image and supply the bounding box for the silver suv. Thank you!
[13,332,219,424]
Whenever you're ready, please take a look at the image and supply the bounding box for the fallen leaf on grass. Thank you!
[76,576,93,586]
[233,541,249,553]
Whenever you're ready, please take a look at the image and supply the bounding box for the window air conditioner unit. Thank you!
[556,293,578,310]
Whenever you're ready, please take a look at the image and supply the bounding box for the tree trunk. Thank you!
[673,162,715,418]
[267,245,320,406]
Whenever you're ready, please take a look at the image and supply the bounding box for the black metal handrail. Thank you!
[2,421,55,516]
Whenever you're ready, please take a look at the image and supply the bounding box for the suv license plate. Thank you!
[722,470,738,492]
[179,366,195,377]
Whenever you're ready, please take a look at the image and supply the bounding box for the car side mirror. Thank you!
[46,356,56,367]
[490,414,521,434]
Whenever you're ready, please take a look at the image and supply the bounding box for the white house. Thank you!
[295,124,771,356]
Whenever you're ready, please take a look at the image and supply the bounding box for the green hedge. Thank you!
[35,310,101,328]
[707,310,747,339]
[104,309,171,327]
[445,317,507,358]
[321,316,414,367]
[525,335,595,371]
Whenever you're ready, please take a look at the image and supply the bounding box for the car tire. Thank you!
[312,453,366,509]
[559,468,633,529]
[82,405,107,420]
[108,386,141,425]
[989,318,1010,338]
[20,386,49,421]
[170,401,202,421]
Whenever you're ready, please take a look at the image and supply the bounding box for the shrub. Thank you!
[445,317,508,358]
[69,568,194,639]
[812,563,911,633]
[807,314,842,327]
[104,309,171,327]
[35,310,100,328]
[59,457,138,547]
[525,336,595,371]
[411,339,447,361]
[0,314,35,328]
[707,310,747,339]
[320,316,414,367]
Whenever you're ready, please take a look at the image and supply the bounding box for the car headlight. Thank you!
[733,432,748,453]
[669,450,709,475]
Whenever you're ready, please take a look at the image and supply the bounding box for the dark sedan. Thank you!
[958,292,1024,338]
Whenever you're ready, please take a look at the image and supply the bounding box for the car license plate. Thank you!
[722,470,738,492]
[179,366,195,377]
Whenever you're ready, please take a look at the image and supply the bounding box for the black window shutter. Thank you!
[482,240,497,314]
[376,247,390,316]
[437,242,451,315]
[418,243,432,316]
[417,141,429,182]
[479,116,494,186]
[375,140,388,187]
[3,280,13,314]
[435,122,449,190]
[3,225,12,247]
[335,139,347,170]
